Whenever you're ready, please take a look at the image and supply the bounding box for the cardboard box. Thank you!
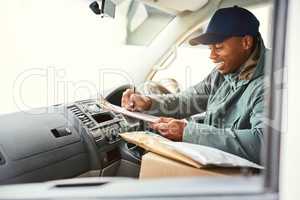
[139,152,242,178]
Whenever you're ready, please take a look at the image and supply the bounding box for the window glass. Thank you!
[126,1,175,45]
[0,0,173,114]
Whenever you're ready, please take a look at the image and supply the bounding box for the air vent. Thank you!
[68,105,95,128]
[68,105,83,116]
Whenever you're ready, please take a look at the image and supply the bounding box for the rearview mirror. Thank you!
[89,0,116,18]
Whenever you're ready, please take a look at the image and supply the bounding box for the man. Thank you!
[121,6,267,164]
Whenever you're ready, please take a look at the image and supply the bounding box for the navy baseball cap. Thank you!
[189,6,260,45]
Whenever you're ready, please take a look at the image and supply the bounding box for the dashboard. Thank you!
[0,98,140,184]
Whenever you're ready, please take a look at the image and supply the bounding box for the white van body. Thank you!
[0,0,298,199]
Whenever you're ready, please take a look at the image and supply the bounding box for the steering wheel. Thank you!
[104,84,133,106]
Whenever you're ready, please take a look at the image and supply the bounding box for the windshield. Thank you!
[0,0,174,114]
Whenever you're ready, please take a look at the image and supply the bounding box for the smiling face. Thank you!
[208,36,255,74]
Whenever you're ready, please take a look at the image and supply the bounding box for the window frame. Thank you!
[263,0,288,193]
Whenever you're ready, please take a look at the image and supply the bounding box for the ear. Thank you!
[242,35,254,50]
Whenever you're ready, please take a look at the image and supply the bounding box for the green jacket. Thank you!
[148,37,267,164]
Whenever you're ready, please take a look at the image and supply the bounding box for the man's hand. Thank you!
[150,117,187,141]
[121,89,152,111]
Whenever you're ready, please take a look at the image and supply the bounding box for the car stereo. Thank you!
[67,99,129,147]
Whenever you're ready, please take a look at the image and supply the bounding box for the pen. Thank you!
[130,85,135,110]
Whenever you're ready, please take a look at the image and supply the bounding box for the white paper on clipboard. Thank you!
[99,96,159,123]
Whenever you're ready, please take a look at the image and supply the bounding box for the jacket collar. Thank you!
[223,34,266,89]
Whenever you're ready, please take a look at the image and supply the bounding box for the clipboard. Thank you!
[99,96,159,123]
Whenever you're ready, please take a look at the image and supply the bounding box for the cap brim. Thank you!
[189,33,230,46]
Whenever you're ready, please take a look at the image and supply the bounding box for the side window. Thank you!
[125,0,175,45]
[152,4,273,91]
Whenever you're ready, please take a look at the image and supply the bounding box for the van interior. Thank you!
[0,0,293,199]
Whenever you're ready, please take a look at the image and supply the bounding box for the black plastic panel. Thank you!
[0,107,88,184]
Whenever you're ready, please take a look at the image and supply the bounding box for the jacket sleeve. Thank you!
[145,73,213,119]
[183,93,265,164]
